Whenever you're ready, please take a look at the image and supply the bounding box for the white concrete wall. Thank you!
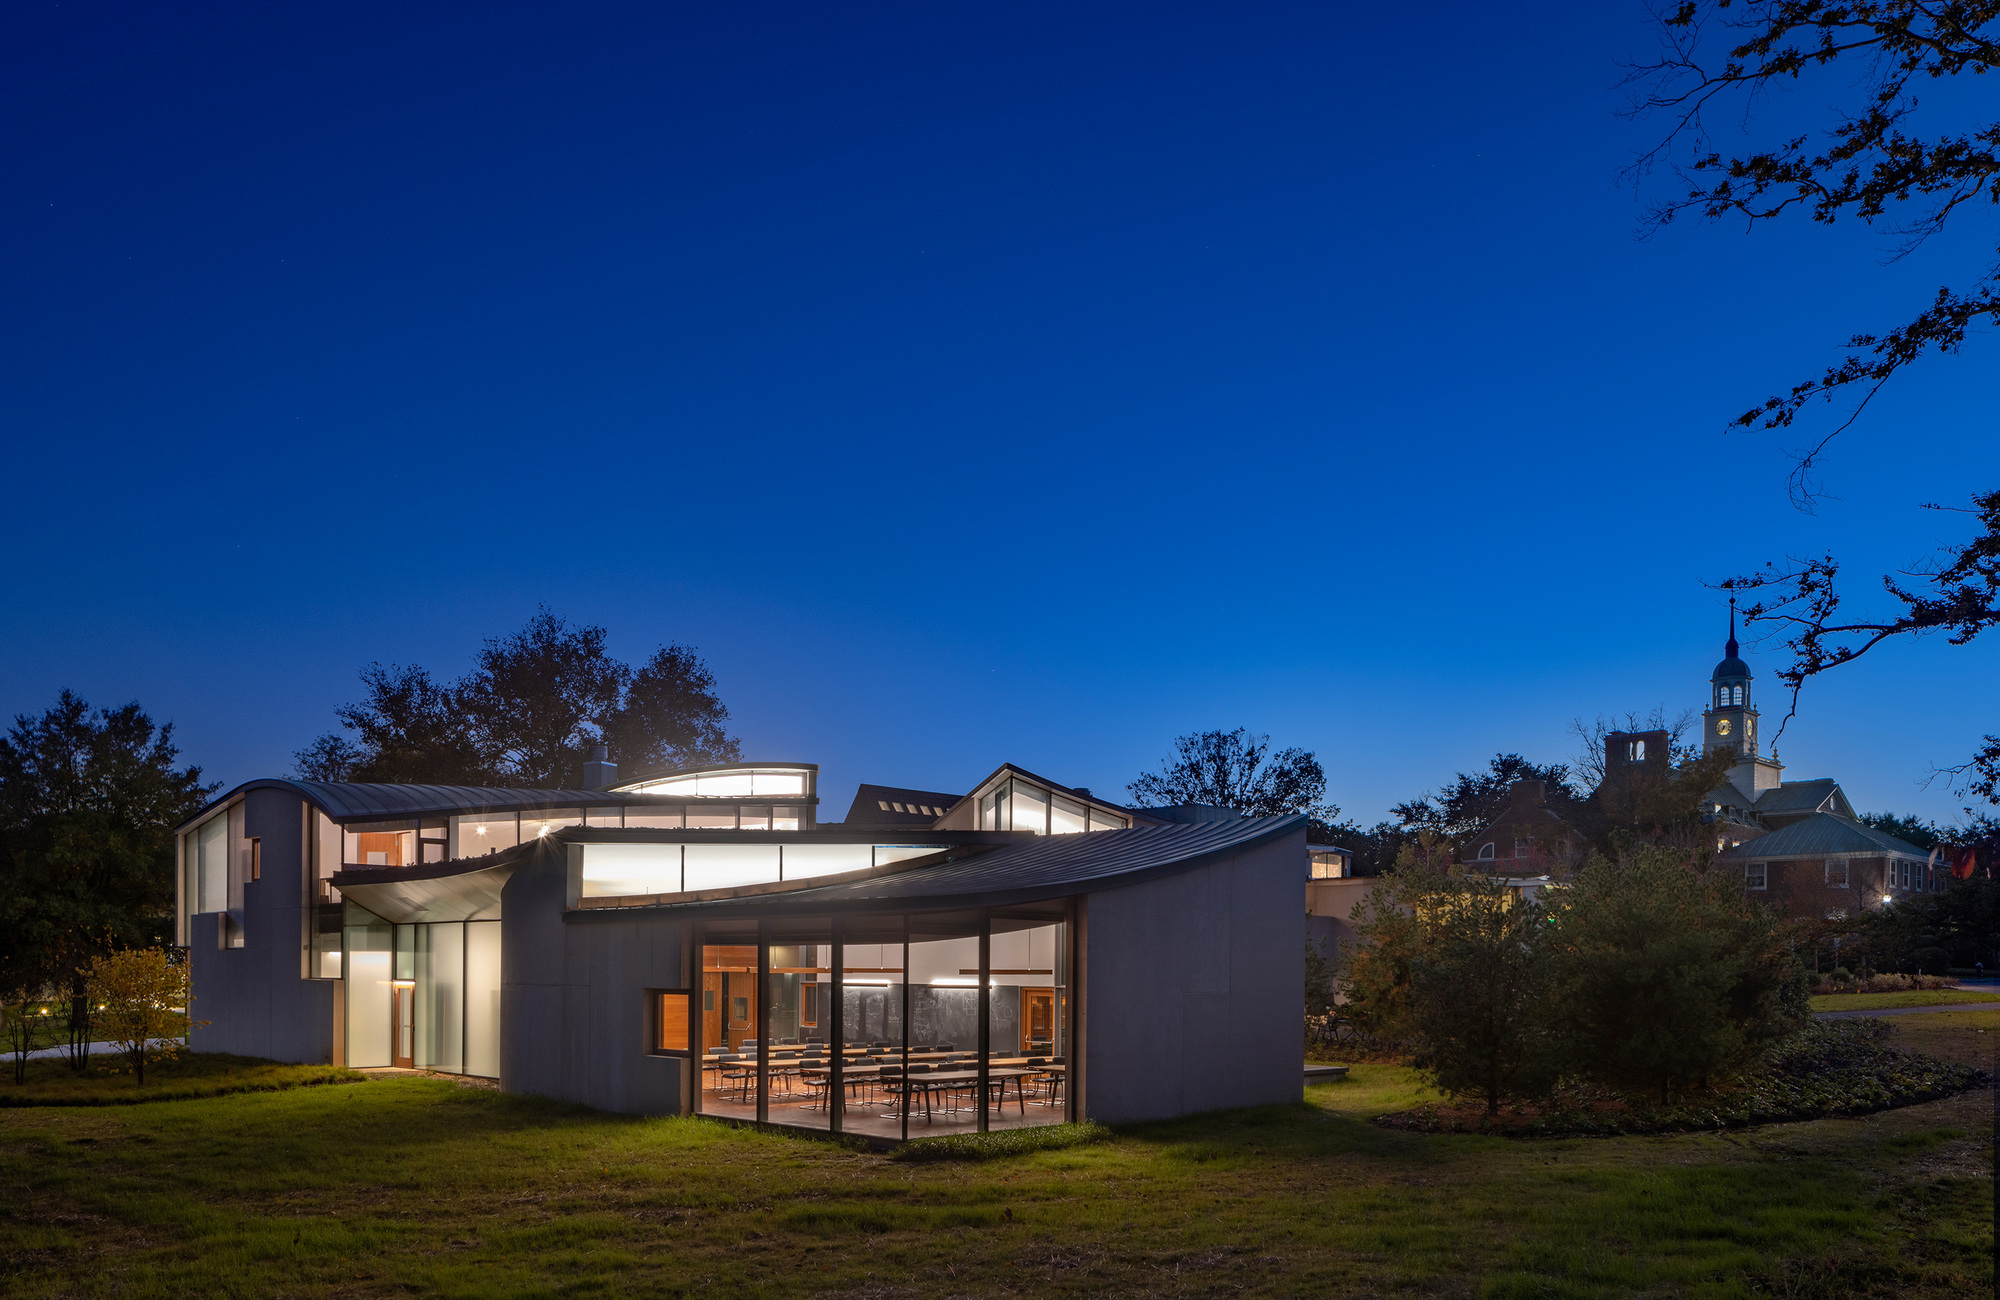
[1080,827,1304,1124]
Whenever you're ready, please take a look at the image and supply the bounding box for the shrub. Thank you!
[890,1121,1109,1163]
[1548,848,1809,1104]
[1403,874,1560,1114]
[1910,946,1951,975]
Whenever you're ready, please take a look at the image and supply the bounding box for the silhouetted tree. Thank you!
[0,692,213,1071]
[296,608,738,787]
[1127,729,1338,829]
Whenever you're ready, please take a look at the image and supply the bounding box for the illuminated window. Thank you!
[651,991,691,1055]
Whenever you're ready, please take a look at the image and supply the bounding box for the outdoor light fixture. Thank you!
[1881,895,1893,904]
[391,979,416,988]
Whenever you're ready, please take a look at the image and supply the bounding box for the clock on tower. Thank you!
[1703,599,1758,760]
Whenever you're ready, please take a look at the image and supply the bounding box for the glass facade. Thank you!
[340,906,501,1077]
[577,842,951,898]
[617,767,813,799]
[696,909,1071,1140]
[977,778,1129,834]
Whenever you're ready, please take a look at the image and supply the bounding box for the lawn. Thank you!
[1,1052,362,1106]
[1808,988,2000,1012]
[0,1018,1990,1299]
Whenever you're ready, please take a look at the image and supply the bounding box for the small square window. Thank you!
[651,990,690,1056]
[877,801,890,811]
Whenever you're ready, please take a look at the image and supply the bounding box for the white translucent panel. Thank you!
[521,812,582,841]
[873,845,947,866]
[464,922,501,1078]
[456,814,518,855]
[751,771,807,796]
[197,813,228,913]
[1050,795,1088,836]
[987,925,1060,988]
[585,807,624,828]
[682,843,781,892]
[627,775,700,796]
[1087,807,1129,831]
[772,807,800,831]
[625,809,684,829]
[417,922,463,1073]
[780,843,873,879]
[1011,783,1049,834]
[693,773,755,798]
[740,806,770,831]
[686,808,737,829]
[580,844,684,897]
[345,950,392,1069]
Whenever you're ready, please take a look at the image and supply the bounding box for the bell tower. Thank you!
[1702,599,1783,793]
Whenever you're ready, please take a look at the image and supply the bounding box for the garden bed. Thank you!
[1374,1019,1989,1138]
[0,1052,367,1106]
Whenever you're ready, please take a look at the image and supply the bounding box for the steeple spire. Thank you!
[1725,597,1738,660]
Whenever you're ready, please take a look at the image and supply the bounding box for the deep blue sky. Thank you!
[3,1,1993,826]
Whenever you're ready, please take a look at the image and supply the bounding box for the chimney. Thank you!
[581,741,618,790]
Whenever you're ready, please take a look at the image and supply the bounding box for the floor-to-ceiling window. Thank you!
[694,908,1071,1139]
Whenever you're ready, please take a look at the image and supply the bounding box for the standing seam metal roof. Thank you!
[574,814,1306,917]
[176,778,815,831]
[1720,812,1926,860]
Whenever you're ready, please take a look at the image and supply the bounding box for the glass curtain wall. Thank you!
[695,910,1070,1140]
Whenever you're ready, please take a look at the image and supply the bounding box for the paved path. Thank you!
[1815,1001,2000,1020]
[18,1039,180,1061]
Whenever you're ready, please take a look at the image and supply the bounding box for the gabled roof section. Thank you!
[1704,780,1758,811]
[1720,812,1927,860]
[844,783,962,826]
[1753,779,1851,818]
[944,762,1164,827]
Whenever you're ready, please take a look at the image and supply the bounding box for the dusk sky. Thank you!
[3,1,1993,827]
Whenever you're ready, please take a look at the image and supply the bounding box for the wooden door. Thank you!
[1020,987,1054,1053]
[391,984,414,1068]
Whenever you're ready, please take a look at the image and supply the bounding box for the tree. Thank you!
[1549,847,1810,1103]
[301,664,496,785]
[86,946,198,1086]
[1404,874,1561,1115]
[1626,4,2000,800]
[599,645,742,774]
[1858,810,1946,851]
[1392,754,1586,845]
[0,692,213,1072]
[1127,729,1339,828]
[296,609,739,787]
[457,610,627,786]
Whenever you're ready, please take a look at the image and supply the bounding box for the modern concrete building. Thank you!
[177,757,1306,1138]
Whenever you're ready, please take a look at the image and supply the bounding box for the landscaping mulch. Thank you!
[1374,1019,1990,1138]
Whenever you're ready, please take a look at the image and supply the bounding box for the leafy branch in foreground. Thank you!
[1626,1,1998,504]
[1721,487,2000,795]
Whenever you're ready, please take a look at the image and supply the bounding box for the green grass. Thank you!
[0,1052,365,1106]
[891,1120,1109,1162]
[0,1041,1990,1298]
[1809,989,2000,1012]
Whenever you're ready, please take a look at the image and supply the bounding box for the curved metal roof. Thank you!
[176,777,816,831]
[579,814,1306,918]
